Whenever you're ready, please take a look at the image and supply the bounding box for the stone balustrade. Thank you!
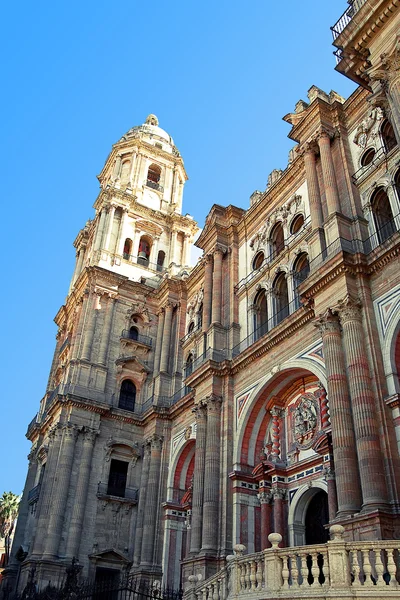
[186,527,400,600]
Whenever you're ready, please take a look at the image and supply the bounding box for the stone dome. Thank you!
[120,114,174,147]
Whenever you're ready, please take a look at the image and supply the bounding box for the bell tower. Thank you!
[69,114,197,292]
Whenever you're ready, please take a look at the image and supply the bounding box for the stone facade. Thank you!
[4,1,400,595]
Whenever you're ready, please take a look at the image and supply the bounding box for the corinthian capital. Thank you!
[314,308,340,336]
[192,403,207,421]
[202,394,223,413]
[272,488,287,501]
[336,295,362,325]
[258,490,273,504]
[148,433,164,450]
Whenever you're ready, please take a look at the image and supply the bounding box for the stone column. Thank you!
[272,488,286,540]
[153,309,165,376]
[270,408,283,460]
[104,205,116,251]
[173,231,181,265]
[183,234,191,266]
[190,403,207,555]
[43,424,78,557]
[93,209,107,253]
[31,425,63,556]
[201,395,222,554]
[98,296,115,366]
[70,294,87,361]
[258,491,273,550]
[318,383,330,429]
[112,155,122,180]
[324,467,338,522]
[160,302,174,373]
[337,297,389,509]
[65,428,98,558]
[387,184,400,230]
[211,248,224,324]
[81,293,98,361]
[133,441,151,567]
[202,255,213,332]
[317,130,341,215]
[150,236,160,267]
[303,144,324,229]
[140,435,163,566]
[316,309,362,515]
[117,209,130,256]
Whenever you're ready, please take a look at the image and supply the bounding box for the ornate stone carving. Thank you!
[203,394,223,413]
[336,295,362,325]
[353,107,384,147]
[272,488,287,500]
[315,308,341,335]
[293,393,318,449]
[257,490,273,504]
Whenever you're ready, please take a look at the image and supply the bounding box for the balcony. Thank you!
[120,330,152,346]
[97,482,138,503]
[122,253,166,273]
[27,484,41,505]
[331,0,367,41]
[186,528,400,600]
[181,321,202,344]
[145,179,164,193]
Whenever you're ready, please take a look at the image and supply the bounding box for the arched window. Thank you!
[119,380,136,412]
[185,354,194,378]
[269,222,285,259]
[273,272,289,325]
[381,119,397,154]
[147,163,161,185]
[290,214,305,235]
[157,250,166,272]
[138,235,152,266]
[128,326,138,340]
[360,148,376,167]
[123,238,132,260]
[198,303,203,329]
[253,289,268,340]
[188,322,195,334]
[371,187,395,244]
[395,169,400,201]
[293,253,310,308]
[252,251,265,270]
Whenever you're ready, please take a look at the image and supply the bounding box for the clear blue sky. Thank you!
[0,1,355,494]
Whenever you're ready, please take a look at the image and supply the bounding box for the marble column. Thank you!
[317,130,341,215]
[211,249,224,324]
[272,488,286,540]
[201,395,222,554]
[133,441,151,567]
[303,144,324,229]
[337,297,389,509]
[258,491,273,550]
[153,309,165,376]
[93,209,107,253]
[43,424,78,557]
[112,155,122,180]
[173,231,181,265]
[98,296,115,366]
[70,294,87,361]
[65,428,97,558]
[150,236,160,267]
[202,255,213,333]
[324,467,338,522]
[160,302,174,373]
[270,408,283,460]
[183,234,191,266]
[140,435,163,566]
[104,205,116,251]
[318,383,330,429]
[190,403,207,555]
[81,293,98,361]
[31,425,63,556]
[316,309,362,515]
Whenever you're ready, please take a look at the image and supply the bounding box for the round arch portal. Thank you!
[288,481,328,546]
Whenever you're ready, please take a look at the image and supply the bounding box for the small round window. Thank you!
[252,251,265,270]
[361,148,376,167]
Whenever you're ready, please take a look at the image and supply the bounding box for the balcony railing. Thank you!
[352,147,387,184]
[187,529,400,600]
[145,179,164,192]
[97,482,138,502]
[27,484,41,505]
[120,330,152,346]
[181,321,202,344]
[331,0,367,41]
[122,253,166,273]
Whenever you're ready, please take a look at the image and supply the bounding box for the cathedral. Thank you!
[4,1,400,597]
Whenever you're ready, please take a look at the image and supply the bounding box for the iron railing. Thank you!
[97,482,138,502]
[145,179,164,192]
[27,484,40,504]
[331,0,367,41]
[352,146,386,183]
[122,253,166,273]
[120,330,153,346]
[181,321,202,344]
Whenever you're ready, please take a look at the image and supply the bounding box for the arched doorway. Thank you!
[305,490,329,545]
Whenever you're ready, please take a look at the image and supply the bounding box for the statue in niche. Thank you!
[294,394,318,449]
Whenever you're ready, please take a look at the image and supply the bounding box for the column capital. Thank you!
[202,394,223,413]
[192,403,207,421]
[299,141,318,157]
[62,423,79,441]
[270,407,284,418]
[213,245,226,257]
[146,433,164,450]
[272,487,287,501]
[336,296,362,325]
[324,466,336,481]
[156,307,165,316]
[204,253,214,265]
[165,300,178,311]
[314,127,334,143]
[314,308,341,335]
[82,427,99,445]
[258,490,273,504]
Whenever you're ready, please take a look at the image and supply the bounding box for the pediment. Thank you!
[89,548,130,564]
